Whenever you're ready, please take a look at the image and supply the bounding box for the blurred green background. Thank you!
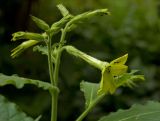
[0,0,160,121]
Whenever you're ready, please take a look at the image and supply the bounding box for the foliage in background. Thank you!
[0,0,160,121]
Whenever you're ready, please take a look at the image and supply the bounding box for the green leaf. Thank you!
[57,4,69,17]
[31,15,49,31]
[0,94,37,121]
[80,81,100,108]
[99,101,160,121]
[0,73,58,92]
[33,45,56,63]
[33,45,48,55]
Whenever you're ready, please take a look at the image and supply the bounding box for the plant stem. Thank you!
[54,24,69,85]
[51,91,58,121]
[50,49,61,121]
[76,94,105,121]
[47,35,55,85]
[47,34,59,121]
[50,24,69,121]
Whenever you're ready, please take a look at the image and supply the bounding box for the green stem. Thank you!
[47,34,59,121]
[54,28,67,85]
[47,35,55,85]
[51,91,58,121]
[50,23,69,121]
[50,47,62,121]
[76,94,105,121]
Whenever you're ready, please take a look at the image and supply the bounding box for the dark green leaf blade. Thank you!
[0,94,36,121]
[0,73,58,92]
[31,15,49,31]
[80,81,100,108]
[99,101,160,121]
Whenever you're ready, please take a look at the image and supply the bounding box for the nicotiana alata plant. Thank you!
[2,4,160,121]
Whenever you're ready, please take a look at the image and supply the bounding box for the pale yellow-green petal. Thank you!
[98,66,116,94]
[110,54,128,65]
[110,65,128,76]
[98,54,129,95]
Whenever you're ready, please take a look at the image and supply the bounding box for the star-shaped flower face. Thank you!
[98,54,128,94]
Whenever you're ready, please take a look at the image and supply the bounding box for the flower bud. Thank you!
[31,15,49,31]
[69,9,110,25]
[48,14,73,35]
[57,4,69,17]
[12,32,45,41]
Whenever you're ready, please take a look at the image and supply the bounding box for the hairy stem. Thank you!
[47,35,55,85]
[76,94,105,121]
[54,22,69,85]
[50,23,69,121]
[47,34,59,121]
[51,91,58,121]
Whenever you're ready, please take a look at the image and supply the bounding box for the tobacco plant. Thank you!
[2,4,160,121]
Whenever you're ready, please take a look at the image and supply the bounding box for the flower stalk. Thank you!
[76,94,105,121]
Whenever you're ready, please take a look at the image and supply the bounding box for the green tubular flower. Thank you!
[64,46,143,95]
[48,14,73,36]
[64,45,108,70]
[11,32,45,41]
[98,54,128,95]
[57,4,69,17]
[11,40,39,58]
[69,9,110,25]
